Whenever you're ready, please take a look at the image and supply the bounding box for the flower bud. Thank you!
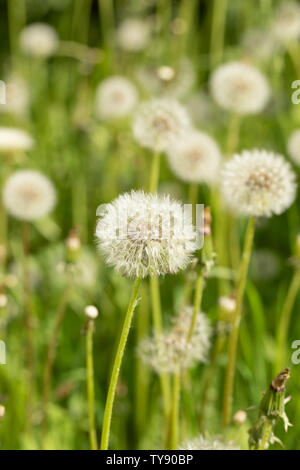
[84,305,99,319]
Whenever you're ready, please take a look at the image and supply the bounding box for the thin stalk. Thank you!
[86,319,98,450]
[226,113,240,158]
[98,0,115,70]
[135,284,150,445]
[210,0,228,70]
[275,270,300,372]
[150,276,171,418]
[187,270,204,342]
[149,152,161,194]
[169,371,181,450]
[21,221,35,435]
[199,333,226,429]
[41,281,71,438]
[100,278,142,450]
[222,216,256,427]
[7,0,26,62]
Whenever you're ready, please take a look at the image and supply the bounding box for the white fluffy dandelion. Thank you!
[139,307,211,373]
[95,190,198,278]
[180,435,240,450]
[273,2,300,43]
[133,98,190,152]
[94,76,138,120]
[0,127,33,153]
[0,77,29,116]
[287,129,300,165]
[210,61,270,115]
[167,129,221,184]
[20,23,59,58]
[3,170,56,221]
[221,149,297,217]
[117,18,151,52]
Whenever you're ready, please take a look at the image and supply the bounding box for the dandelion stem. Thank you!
[188,270,204,342]
[150,276,171,418]
[169,371,181,450]
[222,216,256,427]
[210,0,228,70]
[41,280,71,439]
[86,319,98,450]
[100,277,142,450]
[226,113,240,158]
[275,269,300,372]
[149,152,161,194]
[21,221,35,435]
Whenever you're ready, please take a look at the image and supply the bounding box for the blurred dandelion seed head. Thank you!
[221,149,297,217]
[20,23,59,57]
[273,1,300,43]
[94,76,138,120]
[167,129,221,184]
[133,98,190,152]
[117,18,151,52]
[287,129,300,166]
[3,170,56,221]
[0,77,30,117]
[0,127,33,153]
[139,307,211,373]
[210,61,270,115]
[95,190,198,278]
[180,435,240,450]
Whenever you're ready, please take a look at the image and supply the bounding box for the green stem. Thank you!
[41,281,70,441]
[258,421,273,450]
[150,276,171,418]
[187,270,204,342]
[86,320,98,450]
[169,371,181,450]
[222,216,256,427]
[21,221,35,435]
[226,113,240,158]
[135,284,150,446]
[100,278,142,450]
[275,270,300,372]
[210,0,228,70]
[149,152,161,194]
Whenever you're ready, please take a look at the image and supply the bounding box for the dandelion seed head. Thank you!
[139,307,211,373]
[218,296,236,313]
[133,98,190,152]
[117,18,151,52]
[287,129,300,166]
[0,127,33,153]
[167,129,221,184]
[221,150,297,217]
[273,2,300,43]
[3,170,56,221]
[94,76,138,120]
[210,61,270,115]
[20,23,58,57]
[95,190,198,278]
[180,435,240,450]
[0,77,29,116]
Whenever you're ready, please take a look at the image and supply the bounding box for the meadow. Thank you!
[0,0,300,450]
